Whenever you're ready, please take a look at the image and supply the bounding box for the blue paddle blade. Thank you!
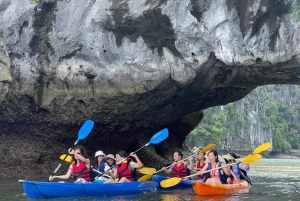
[76,120,94,143]
[149,128,169,145]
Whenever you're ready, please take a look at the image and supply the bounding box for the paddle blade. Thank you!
[138,174,153,182]
[139,167,156,175]
[241,154,262,164]
[60,154,73,163]
[76,120,94,143]
[149,128,169,145]
[160,177,182,188]
[252,142,271,154]
[200,144,216,153]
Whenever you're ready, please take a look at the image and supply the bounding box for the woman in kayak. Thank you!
[161,151,194,179]
[192,148,206,181]
[105,150,143,183]
[196,150,230,184]
[222,153,251,184]
[92,150,108,176]
[49,145,91,183]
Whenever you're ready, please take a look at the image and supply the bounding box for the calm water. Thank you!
[1,159,300,201]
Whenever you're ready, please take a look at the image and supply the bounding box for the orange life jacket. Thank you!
[172,161,189,178]
[196,160,206,179]
[117,158,136,181]
[71,161,91,182]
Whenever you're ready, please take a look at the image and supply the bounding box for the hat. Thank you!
[106,154,115,160]
[95,150,106,157]
[222,154,235,160]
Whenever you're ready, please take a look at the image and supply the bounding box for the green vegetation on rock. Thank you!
[285,0,300,20]
[29,0,40,4]
[186,85,300,153]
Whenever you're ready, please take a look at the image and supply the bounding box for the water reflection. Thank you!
[190,194,248,201]
[160,195,182,201]
[2,159,300,201]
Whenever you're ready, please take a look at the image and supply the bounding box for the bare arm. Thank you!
[196,164,208,175]
[162,166,173,174]
[69,149,90,167]
[49,165,72,181]
[129,152,143,169]
[187,156,194,171]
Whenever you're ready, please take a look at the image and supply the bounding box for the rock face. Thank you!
[0,0,300,178]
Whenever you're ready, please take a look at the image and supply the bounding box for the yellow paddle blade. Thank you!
[241,154,262,164]
[60,154,73,163]
[160,177,182,188]
[138,174,153,182]
[138,167,156,175]
[200,144,216,153]
[252,142,271,154]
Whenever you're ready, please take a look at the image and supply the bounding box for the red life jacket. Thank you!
[71,161,91,182]
[117,158,136,181]
[196,160,206,179]
[172,161,189,178]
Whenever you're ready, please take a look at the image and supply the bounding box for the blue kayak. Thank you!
[152,175,203,189]
[19,179,159,199]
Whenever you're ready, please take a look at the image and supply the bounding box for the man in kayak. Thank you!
[161,151,194,179]
[49,145,91,183]
[196,150,231,184]
[222,153,251,184]
[105,150,143,183]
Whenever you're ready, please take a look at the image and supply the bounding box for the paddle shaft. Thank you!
[107,143,149,172]
[92,168,112,179]
[155,153,198,174]
[184,163,237,179]
[52,143,77,176]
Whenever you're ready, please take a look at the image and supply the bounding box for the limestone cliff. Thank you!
[187,85,300,154]
[0,0,300,178]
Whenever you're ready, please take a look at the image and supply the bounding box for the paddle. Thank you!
[138,144,216,182]
[92,168,112,179]
[252,142,271,154]
[59,154,73,163]
[51,119,94,177]
[160,154,262,188]
[109,128,169,171]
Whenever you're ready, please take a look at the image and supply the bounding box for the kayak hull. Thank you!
[192,180,251,195]
[152,175,203,189]
[19,179,158,199]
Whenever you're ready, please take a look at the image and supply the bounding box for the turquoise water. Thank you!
[1,159,300,200]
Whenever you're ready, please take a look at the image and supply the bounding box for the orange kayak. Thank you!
[192,180,251,195]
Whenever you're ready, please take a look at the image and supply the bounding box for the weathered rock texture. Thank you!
[0,0,300,178]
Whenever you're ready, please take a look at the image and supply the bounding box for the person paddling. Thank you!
[104,154,116,177]
[222,153,251,184]
[92,150,108,176]
[92,150,111,180]
[105,150,143,183]
[192,148,206,181]
[196,150,230,184]
[49,145,91,183]
[161,151,194,179]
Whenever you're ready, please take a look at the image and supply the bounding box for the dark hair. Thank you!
[117,150,128,158]
[72,145,89,161]
[174,151,183,158]
[229,153,240,159]
[93,155,106,168]
[207,150,219,163]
